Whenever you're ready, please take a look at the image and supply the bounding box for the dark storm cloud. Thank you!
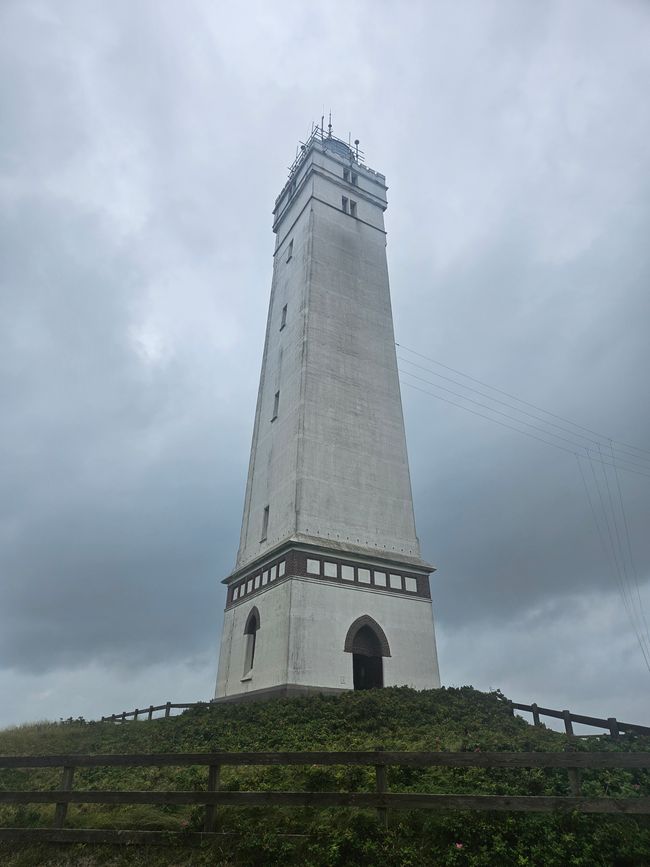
[1,0,650,724]
[0,189,245,672]
[404,200,650,625]
[0,0,256,675]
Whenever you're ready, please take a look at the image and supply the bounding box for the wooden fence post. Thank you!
[165,702,171,718]
[562,710,574,736]
[568,768,582,796]
[53,765,75,829]
[121,712,126,723]
[148,705,154,720]
[374,746,388,829]
[531,703,541,727]
[204,764,221,832]
[133,709,139,721]
[607,717,620,738]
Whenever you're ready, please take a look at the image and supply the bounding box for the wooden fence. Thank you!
[1,750,650,845]
[505,701,650,738]
[100,702,206,722]
[100,699,650,739]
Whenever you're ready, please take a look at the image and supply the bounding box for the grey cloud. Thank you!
[1,0,650,724]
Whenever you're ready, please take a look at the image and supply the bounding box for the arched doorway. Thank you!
[344,616,391,691]
[352,626,384,689]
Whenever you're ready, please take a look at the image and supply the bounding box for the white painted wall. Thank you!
[215,579,292,698]
[288,577,439,690]
[216,136,441,701]
[297,199,420,557]
[235,138,423,571]
[215,575,440,697]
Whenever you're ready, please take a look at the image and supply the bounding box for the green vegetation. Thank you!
[0,687,649,865]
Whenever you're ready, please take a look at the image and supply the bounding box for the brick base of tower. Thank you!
[214,544,440,701]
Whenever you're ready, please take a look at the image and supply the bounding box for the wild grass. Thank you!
[0,687,648,865]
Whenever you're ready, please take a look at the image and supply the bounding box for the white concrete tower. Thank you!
[215,125,440,701]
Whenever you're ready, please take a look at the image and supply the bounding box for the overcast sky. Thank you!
[2,0,650,730]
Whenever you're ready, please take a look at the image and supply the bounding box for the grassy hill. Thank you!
[1,687,649,866]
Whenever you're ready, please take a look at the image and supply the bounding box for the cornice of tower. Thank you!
[220,540,435,614]
[225,535,435,586]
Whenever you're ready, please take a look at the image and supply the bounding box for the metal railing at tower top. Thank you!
[293,123,366,172]
[275,124,368,208]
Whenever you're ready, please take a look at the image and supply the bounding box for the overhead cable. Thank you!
[396,342,650,460]
[399,369,650,479]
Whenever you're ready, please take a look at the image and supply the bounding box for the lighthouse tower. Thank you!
[215,124,440,701]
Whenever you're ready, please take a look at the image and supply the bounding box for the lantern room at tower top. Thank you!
[273,124,387,246]
[214,124,440,702]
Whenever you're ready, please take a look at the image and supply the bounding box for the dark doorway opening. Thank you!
[353,652,383,690]
[351,625,384,690]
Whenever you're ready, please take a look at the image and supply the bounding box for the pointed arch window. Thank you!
[243,607,260,676]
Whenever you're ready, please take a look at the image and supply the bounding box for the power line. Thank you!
[610,441,650,648]
[398,348,650,675]
[397,353,650,469]
[575,454,609,564]
[587,450,650,671]
[399,369,650,478]
[396,342,650,460]
[399,378,650,479]
[577,454,650,673]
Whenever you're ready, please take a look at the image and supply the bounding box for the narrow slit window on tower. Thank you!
[343,168,350,182]
[261,506,269,541]
[280,303,287,330]
[271,390,280,421]
[286,239,293,262]
[351,172,358,186]
[342,196,348,214]
[349,200,357,218]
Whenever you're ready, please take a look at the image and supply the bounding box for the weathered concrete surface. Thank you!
[236,138,422,569]
[215,133,441,700]
[215,573,440,699]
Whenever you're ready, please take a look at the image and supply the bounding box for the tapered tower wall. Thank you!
[236,137,421,570]
[296,198,420,557]
[216,129,440,701]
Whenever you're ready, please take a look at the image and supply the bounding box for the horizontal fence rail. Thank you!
[3,751,650,769]
[3,790,650,813]
[100,702,206,722]
[1,750,650,846]
[506,701,650,737]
